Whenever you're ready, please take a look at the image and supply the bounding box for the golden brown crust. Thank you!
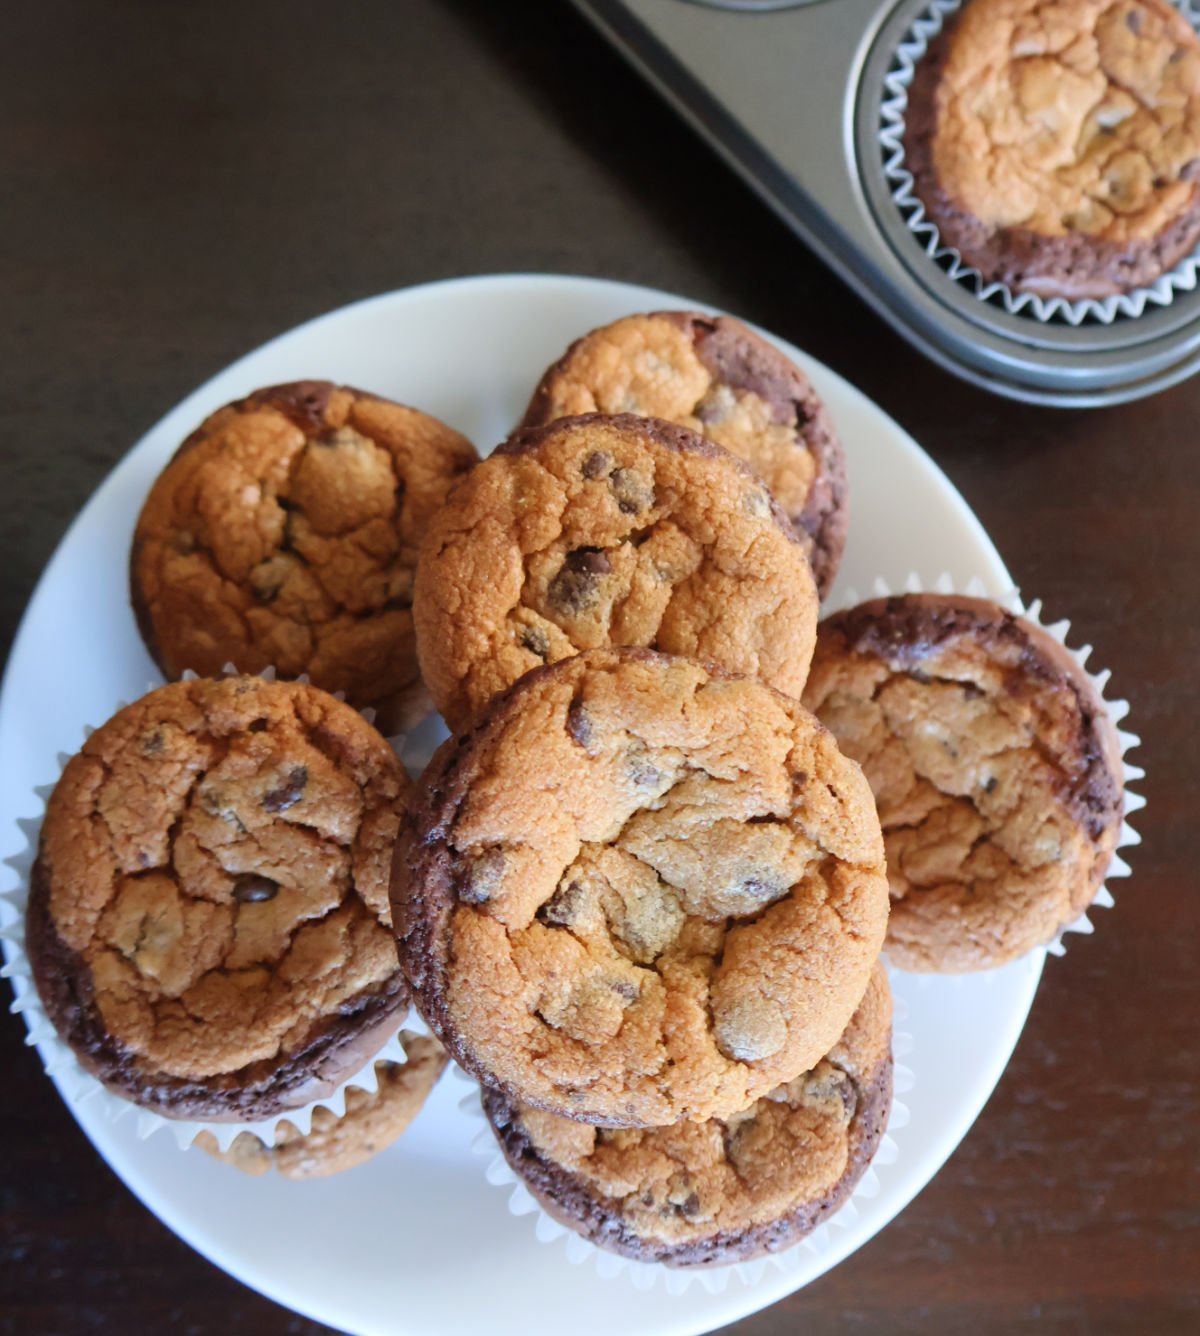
[393,648,888,1126]
[130,380,478,728]
[802,595,1125,972]
[482,963,892,1266]
[907,0,1200,298]
[412,413,820,732]
[519,312,847,596]
[196,1032,447,1178]
[27,676,412,1119]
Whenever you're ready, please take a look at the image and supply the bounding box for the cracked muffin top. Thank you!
[27,675,411,1120]
[803,594,1125,972]
[130,380,478,730]
[393,649,888,1127]
[907,0,1200,298]
[519,312,847,596]
[482,961,892,1266]
[412,413,820,732]
[196,1031,447,1178]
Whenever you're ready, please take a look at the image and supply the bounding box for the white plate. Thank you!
[0,275,1042,1336]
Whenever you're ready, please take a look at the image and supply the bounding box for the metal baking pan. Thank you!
[572,0,1200,405]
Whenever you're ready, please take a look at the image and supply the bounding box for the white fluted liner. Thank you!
[0,668,412,1150]
[879,0,1200,326]
[456,1002,914,1293]
[825,573,1143,963]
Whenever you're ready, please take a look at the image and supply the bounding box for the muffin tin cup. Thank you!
[0,666,414,1151]
[879,0,1200,327]
[454,1000,915,1292]
[824,572,1145,965]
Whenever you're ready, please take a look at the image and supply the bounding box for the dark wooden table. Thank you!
[2,3,1196,1333]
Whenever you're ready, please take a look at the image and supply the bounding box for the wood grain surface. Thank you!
[1,2,1196,1333]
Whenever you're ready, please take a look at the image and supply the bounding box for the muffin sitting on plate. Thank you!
[520,311,847,596]
[130,381,477,731]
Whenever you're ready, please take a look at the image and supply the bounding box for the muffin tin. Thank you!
[573,0,1200,405]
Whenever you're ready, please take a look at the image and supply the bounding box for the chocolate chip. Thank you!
[792,770,808,788]
[142,730,165,756]
[248,719,268,733]
[263,765,307,813]
[521,624,550,658]
[742,489,769,518]
[459,848,506,905]
[665,1174,699,1216]
[983,776,998,794]
[694,386,733,426]
[547,548,611,613]
[610,978,640,1003]
[581,450,611,479]
[738,877,783,903]
[233,874,279,904]
[610,468,653,515]
[538,879,585,926]
[1125,8,1141,32]
[807,1064,857,1118]
[566,695,593,749]
[574,549,611,575]
[198,786,247,831]
[249,557,290,604]
[625,748,662,791]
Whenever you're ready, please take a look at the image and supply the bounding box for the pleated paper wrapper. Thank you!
[824,573,1144,967]
[1,666,415,1151]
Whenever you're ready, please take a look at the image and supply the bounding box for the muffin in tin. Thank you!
[906,0,1200,299]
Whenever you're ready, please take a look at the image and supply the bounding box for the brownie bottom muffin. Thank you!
[481,963,893,1267]
[196,1032,447,1178]
[803,594,1125,972]
[27,675,411,1120]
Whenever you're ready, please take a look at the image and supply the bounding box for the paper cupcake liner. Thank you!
[878,0,1200,326]
[825,573,1144,963]
[456,992,914,1293]
[0,667,412,1151]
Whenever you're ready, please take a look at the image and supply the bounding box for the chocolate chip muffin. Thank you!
[907,0,1200,300]
[196,1031,447,1178]
[130,381,478,731]
[394,649,889,1127]
[803,594,1125,972]
[519,313,847,595]
[413,413,820,732]
[482,961,892,1267]
[27,675,411,1120]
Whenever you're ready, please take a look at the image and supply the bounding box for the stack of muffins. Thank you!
[21,309,1128,1263]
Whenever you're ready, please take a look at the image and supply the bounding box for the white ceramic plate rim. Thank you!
[1,274,1042,1336]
